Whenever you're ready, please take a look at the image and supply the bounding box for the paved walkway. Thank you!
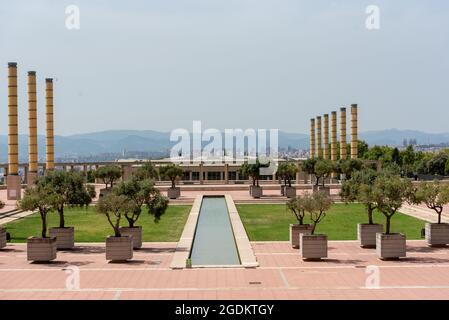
[400,204,449,224]
[1,241,449,300]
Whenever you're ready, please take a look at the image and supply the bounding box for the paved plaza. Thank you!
[1,241,449,300]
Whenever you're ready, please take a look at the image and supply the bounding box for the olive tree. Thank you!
[314,159,335,187]
[94,165,122,189]
[337,159,363,180]
[159,164,183,189]
[278,162,298,187]
[411,181,449,224]
[37,171,95,228]
[114,177,169,228]
[341,167,378,224]
[97,193,133,237]
[19,185,56,238]
[134,161,159,181]
[372,175,413,234]
[305,191,333,234]
[240,162,261,187]
[286,194,311,225]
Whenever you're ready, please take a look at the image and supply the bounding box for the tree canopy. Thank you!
[94,165,122,189]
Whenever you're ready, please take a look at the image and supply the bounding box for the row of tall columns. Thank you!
[5,62,55,200]
[7,63,21,200]
[27,71,38,185]
[309,104,358,160]
[310,119,315,159]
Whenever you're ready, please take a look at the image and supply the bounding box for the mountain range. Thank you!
[1,129,449,162]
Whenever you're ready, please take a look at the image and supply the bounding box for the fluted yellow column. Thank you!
[340,107,347,160]
[323,114,329,160]
[331,111,337,178]
[351,104,358,159]
[7,62,21,200]
[27,71,38,185]
[45,78,55,171]
[331,111,337,161]
[310,118,315,159]
[316,116,322,158]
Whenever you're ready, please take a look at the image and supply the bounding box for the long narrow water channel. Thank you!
[189,196,241,266]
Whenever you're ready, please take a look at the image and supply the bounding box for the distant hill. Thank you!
[1,129,449,162]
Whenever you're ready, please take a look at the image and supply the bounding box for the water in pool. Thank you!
[190,196,241,266]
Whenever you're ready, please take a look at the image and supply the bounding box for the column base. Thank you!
[7,175,22,200]
[27,171,38,186]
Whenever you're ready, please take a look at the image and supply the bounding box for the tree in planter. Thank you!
[37,171,95,228]
[97,194,133,238]
[239,162,261,187]
[372,175,413,234]
[278,162,297,188]
[114,177,169,228]
[19,185,56,238]
[159,164,183,189]
[411,180,449,246]
[94,165,122,189]
[286,194,313,248]
[134,161,159,181]
[305,191,333,234]
[314,159,335,187]
[341,167,383,247]
[341,167,379,225]
[411,181,449,224]
[287,195,310,226]
[302,158,317,184]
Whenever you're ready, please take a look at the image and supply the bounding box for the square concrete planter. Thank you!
[376,233,406,260]
[0,227,7,249]
[167,187,181,199]
[49,227,75,250]
[251,186,263,198]
[300,234,328,260]
[119,226,142,249]
[290,224,313,248]
[106,235,133,261]
[285,186,296,198]
[27,237,57,262]
[357,223,383,248]
[425,223,449,247]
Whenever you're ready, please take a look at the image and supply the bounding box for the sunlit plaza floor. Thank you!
[1,241,449,300]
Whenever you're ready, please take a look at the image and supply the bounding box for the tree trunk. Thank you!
[171,179,176,189]
[436,208,442,224]
[367,206,374,225]
[58,206,65,228]
[385,215,391,234]
[41,211,47,238]
[311,223,316,235]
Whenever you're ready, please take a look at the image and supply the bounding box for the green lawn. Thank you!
[5,205,191,243]
[237,203,426,241]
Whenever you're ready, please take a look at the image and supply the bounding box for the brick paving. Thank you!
[1,241,449,300]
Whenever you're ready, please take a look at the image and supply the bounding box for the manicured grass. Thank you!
[5,205,191,243]
[237,203,426,241]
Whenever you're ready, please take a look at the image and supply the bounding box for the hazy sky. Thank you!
[0,0,448,136]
